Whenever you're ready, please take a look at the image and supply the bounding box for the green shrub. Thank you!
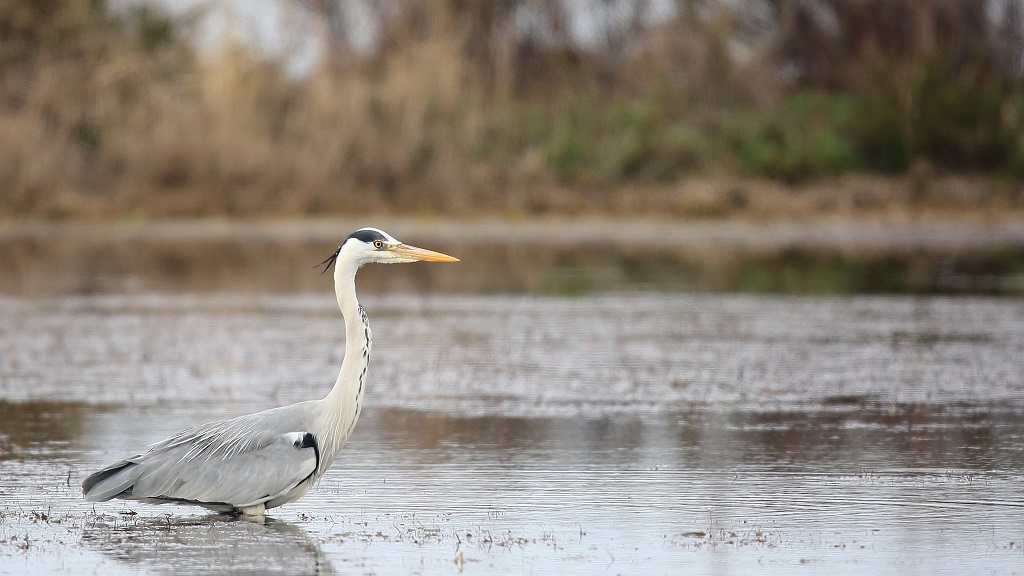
[722,93,863,181]
[850,58,1024,174]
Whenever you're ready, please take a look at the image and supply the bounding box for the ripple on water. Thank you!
[1,293,1022,411]
[1,293,1023,574]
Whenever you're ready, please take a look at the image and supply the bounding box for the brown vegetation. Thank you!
[0,0,1022,219]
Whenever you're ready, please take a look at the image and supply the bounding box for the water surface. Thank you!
[2,218,1023,295]
[1,292,1022,575]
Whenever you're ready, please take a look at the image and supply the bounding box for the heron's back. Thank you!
[82,400,334,512]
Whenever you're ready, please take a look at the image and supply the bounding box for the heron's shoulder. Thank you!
[246,400,322,427]
[149,401,321,452]
[216,400,321,426]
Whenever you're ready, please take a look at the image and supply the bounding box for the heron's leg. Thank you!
[238,502,267,518]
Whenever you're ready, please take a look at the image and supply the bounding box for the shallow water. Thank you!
[2,219,1023,295]
[3,402,1024,575]
[1,292,1023,575]
[3,293,1023,409]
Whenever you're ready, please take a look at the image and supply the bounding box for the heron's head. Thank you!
[317,227,458,274]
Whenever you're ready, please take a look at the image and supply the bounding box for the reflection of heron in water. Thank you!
[82,228,457,516]
[83,515,336,575]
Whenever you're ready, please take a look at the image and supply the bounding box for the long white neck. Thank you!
[318,257,371,468]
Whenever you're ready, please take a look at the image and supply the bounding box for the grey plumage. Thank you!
[81,228,458,516]
[82,403,322,513]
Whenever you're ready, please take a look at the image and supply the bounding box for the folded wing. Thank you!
[83,423,319,511]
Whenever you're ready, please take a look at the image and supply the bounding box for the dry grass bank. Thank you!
[0,1,1022,220]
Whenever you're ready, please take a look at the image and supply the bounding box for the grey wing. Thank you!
[84,424,319,509]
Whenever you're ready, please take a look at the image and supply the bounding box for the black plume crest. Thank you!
[315,245,342,275]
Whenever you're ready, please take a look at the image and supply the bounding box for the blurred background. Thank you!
[1,0,1022,219]
[1,0,1023,296]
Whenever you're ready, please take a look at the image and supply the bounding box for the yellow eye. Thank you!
[373,240,384,248]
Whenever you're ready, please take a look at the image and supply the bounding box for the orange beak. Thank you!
[391,244,459,262]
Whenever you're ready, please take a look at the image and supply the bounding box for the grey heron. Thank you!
[81,227,458,516]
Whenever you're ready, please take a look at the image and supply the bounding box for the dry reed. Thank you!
[0,0,1021,220]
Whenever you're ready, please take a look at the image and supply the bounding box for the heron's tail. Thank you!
[82,459,142,501]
